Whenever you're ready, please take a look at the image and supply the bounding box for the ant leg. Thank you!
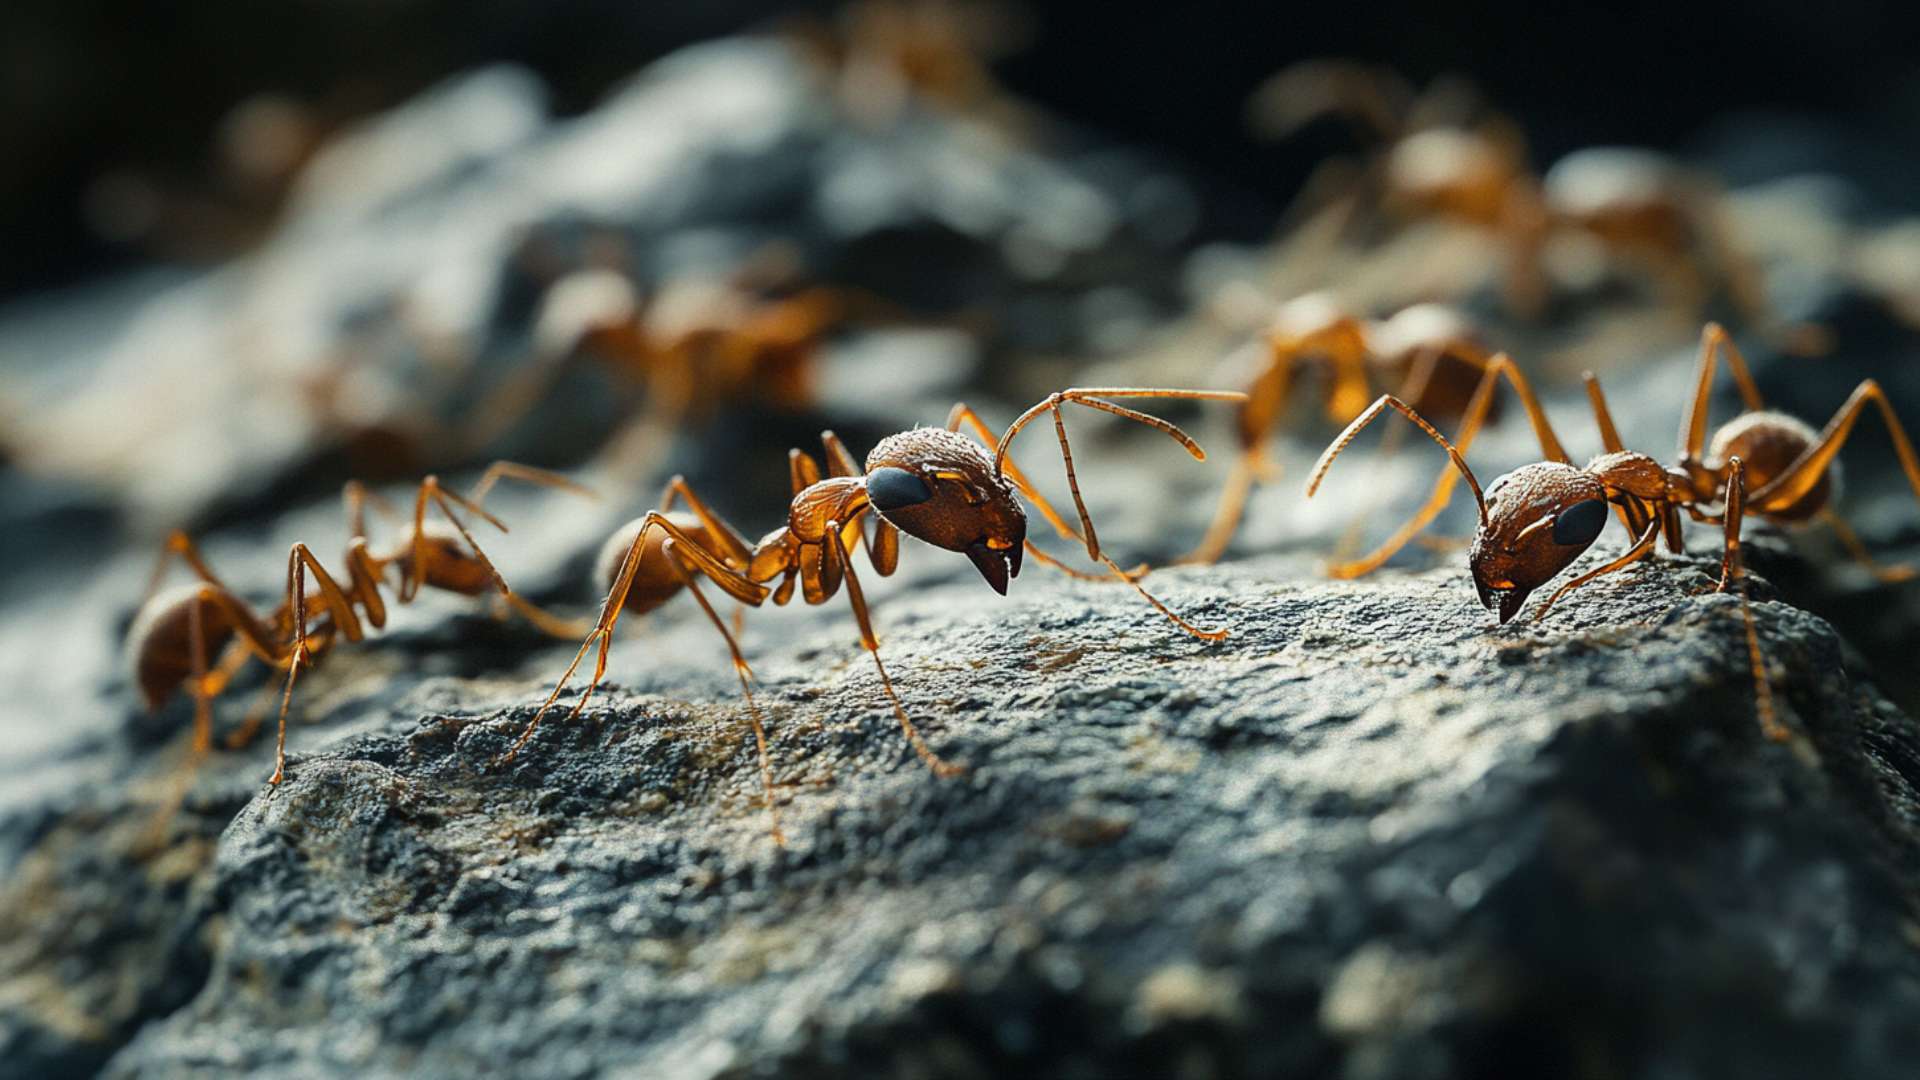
[946,402,1143,579]
[405,476,508,602]
[287,544,369,643]
[1584,374,1653,536]
[663,541,784,845]
[407,477,582,633]
[466,461,596,506]
[1712,459,1786,741]
[508,513,770,761]
[1819,509,1916,583]
[1177,451,1259,566]
[1749,379,1920,515]
[186,596,213,755]
[1531,516,1661,620]
[342,480,403,543]
[1584,373,1627,454]
[1715,461,1748,592]
[227,657,283,750]
[142,530,244,609]
[790,446,822,492]
[819,431,861,478]
[269,648,307,785]
[1174,344,1303,565]
[1680,323,1765,461]
[497,593,594,639]
[659,475,755,567]
[268,553,327,786]
[826,522,963,777]
[818,430,902,573]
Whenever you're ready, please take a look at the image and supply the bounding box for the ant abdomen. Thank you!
[129,584,241,712]
[1707,411,1830,520]
[595,513,714,616]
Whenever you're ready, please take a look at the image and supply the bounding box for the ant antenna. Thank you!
[1306,394,1489,529]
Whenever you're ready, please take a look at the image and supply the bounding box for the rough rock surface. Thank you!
[9,539,1920,1078]
[8,27,1920,1080]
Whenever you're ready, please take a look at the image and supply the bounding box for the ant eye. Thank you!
[868,467,933,511]
[1551,499,1609,546]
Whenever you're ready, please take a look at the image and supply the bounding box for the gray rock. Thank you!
[9,541,1913,1079]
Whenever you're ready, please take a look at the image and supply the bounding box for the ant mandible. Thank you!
[1181,293,1504,564]
[131,463,591,783]
[1305,324,1920,738]
[506,387,1246,843]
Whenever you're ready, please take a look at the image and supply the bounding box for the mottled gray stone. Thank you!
[7,540,1910,1080]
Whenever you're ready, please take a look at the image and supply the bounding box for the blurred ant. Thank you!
[131,463,590,783]
[1182,293,1504,564]
[1306,324,1920,738]
[1251,61,1770,326]
[787,0,1034,131]
[466,258,898,463]
[506,388,1246,842]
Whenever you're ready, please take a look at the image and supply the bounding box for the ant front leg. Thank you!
[820,431,899,574]
[1679,323,1766,463]
[1711,458,1785,741]
[826,521,963,777]
[1174,347,1304,566]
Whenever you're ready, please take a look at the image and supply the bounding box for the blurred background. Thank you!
[7,0,1920,296]
[6,4,1920,1076]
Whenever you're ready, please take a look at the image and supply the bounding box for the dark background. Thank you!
[5,0,1918,299]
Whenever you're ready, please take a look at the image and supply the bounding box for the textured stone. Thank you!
[5,539,1914,1079]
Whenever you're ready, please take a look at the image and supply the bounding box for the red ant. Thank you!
[1305,323,1920,738]
[1182,293,1504,564]
[130,463,590,782]
[505,388,1246,842]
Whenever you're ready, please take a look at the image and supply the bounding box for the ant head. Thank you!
[1468,462,1610,623]
[864,428,1027,594]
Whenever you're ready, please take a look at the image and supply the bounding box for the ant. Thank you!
[466,259,901,464]
[1181,293,1504,564]
[1305,323,1920,738]
[788,0,1034,132]
[131,462,591,783]
[1251,61,1770,326]
[505,388,1247,842]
